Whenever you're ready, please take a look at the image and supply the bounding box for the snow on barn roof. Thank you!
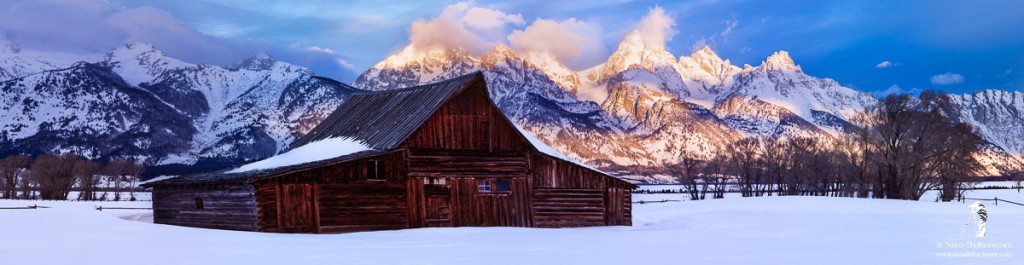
[226,137,371,173]
[513,125,609,175]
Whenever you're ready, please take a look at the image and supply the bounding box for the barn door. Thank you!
[280,183,316,233]
[424,179,452,227]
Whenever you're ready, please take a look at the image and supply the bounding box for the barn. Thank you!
[143,72,635,233]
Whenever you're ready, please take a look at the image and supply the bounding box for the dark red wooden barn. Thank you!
[144,72,635,233]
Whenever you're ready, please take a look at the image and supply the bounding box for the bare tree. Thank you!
[74,159,101,201]
[30,153,78,200]
[727,138,764,197]
[123,161,145,201]
[702,157,728,199]
[103,160,128,201]
[0,155,31,199]
[672,148,708,200]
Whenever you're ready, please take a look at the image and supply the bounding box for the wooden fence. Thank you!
[962,197,1024,207]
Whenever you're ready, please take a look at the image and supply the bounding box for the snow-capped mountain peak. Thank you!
[237,53,276,71]
[235,53,312,75]
[105,42,190,85]
[0,39,103,81]
[758,50,802,72]
[0,39,20,53]
[353,45,480,90]
[598,31,679,76]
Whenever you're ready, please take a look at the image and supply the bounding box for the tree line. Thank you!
[0,153,145,201]
[674,91,1024,202]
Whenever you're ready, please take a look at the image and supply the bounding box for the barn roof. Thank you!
[142,149,394,186]
[290,72,480,150]
[144,72,628,187]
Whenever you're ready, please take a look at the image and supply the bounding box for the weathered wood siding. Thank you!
[406,149,529,177]
[531,154,634,227]
[404,83,527,152]
[152,184,257,231]
[254,152,409,233]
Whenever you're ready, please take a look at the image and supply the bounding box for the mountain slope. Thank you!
[950,89,1024,155]
[713,51,877,137]
[0,42,361,174]
[0,62,194,159]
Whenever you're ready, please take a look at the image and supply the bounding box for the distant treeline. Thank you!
[0,153,145,201]
[670,91,1024,202]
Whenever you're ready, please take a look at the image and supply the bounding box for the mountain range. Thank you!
[0,40,360,175]
[1,33,1021,182]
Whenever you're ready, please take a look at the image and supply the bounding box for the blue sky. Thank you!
[2,0,1022,95]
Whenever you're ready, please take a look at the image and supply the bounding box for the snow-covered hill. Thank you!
[0,41,361,173]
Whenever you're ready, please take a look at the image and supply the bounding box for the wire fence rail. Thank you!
[0,205,51,210]
[95,206,152,211]
[962,197,1024,207]
[632,199,683,204]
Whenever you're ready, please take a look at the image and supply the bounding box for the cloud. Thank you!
[872,84,903,97]
[508,18,603,69]
[720,19,739,39]
[462,7,525,30]
[298,45,356,70]
[0,1,241,64]
[407,1,523,54]
[930,73,964,85]
[872,84,923,97]
[0,1,357,80]
[633,6,676,50]
[875,60,894,68]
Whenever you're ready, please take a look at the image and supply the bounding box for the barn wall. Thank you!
[404,84,527,152]
[530,154,633,227]
[152,184,257,231]
[456,177,531,227]
[254,152,410,233]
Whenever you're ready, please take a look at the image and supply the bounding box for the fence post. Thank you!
[995,197,998,206]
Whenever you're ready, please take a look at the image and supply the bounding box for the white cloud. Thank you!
[930,73,964,85]
[303,45,335,54]
[633,6,676,50]
[872,84,922,97]
[408,18,490,53]
[299,45,355,70]
[872,84,903,97]
[508,18,603,69]
[407,1,523,54]
[462,7,525,30]
[720,19,739,39]
[875,60,894,68]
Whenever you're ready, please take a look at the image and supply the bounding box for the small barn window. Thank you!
[477,178,511,193]
[367,160,385,181]
[495,179,510,192]
[477,179,491,192]
[194,197,204,210]
[427,177,447,185]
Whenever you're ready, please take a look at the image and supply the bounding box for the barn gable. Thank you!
[291,73,480,150]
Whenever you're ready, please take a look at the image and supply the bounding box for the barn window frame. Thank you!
[194,197,204,210]
[366,159,385,181]
[476,178,511,194]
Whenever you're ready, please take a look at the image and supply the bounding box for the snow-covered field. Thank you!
[1,187,1021,265]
